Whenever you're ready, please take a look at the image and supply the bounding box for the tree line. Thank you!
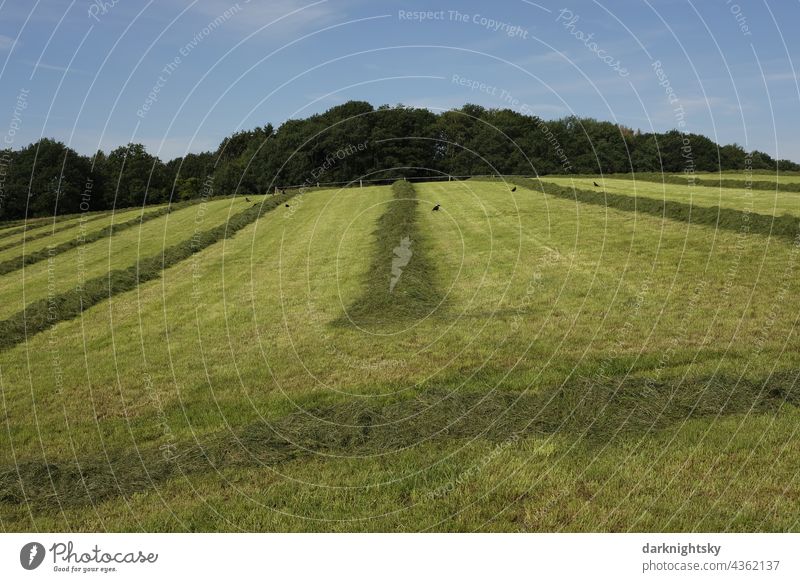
[1,100,797,220]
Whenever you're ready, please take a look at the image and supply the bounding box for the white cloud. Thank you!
[29,62,88,75]
[766,72,799,82]
[0,34,15,51]
[186,0,339,37]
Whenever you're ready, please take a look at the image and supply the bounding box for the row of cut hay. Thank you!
[0,191,297,352]
[0,203,190,276]
[485,176,800,242]
[2,368,797,510]
[337,180,445,327]
[619,172,800,193]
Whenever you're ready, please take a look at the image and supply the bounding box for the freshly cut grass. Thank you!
[1,181,799,532]
[502,177,800,242]
[0,214,90,237]
[695,172,800,183]
[544,175,800,217]
[0,192,294,351]
[627,172,800,193]
[0,204,169,265]
[1,368,796,512]
[0,197,262,321]
[340,180,444,327]
[0,213,110,247]
[9,409,794,533]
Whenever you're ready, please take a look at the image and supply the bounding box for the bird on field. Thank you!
[593,181,600,187]
[511,186,517,192]
[432,204,440,211]
[245,197,251,202]
[285,204,290,208]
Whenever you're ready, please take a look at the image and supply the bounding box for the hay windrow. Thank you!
[337,180,445,327]
[1,370,797,510]
[0,191,297,352]
[0,199,213,276]
[493,177,800,241]
[0,213,110,248]
[633,172,800,193]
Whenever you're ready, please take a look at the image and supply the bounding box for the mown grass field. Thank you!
[0,196,265,321]
[0,204,165,263]
[0,180,798,532]
[544,175,800,216]
[682,172,800,184]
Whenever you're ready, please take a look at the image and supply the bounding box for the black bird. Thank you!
[511,186,517,192]
[285,204,290,208]
[432,204,440,211]
[245,197,251,202]
[593,181,600,187]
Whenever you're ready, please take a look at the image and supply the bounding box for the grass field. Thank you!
[680,172,800,184]
[0,196,264,321]
[544,175,800,216]
[0,180,798,532]
[0,204,165,262]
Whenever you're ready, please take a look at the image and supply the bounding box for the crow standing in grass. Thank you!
[432,204,440,211]
[245,197,251,202]
[285,204,290,208]
[511,186,517,192]
[593,181,600,187]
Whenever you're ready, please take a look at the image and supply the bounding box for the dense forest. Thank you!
[1,100,797,220]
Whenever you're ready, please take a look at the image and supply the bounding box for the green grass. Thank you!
[0,204,170,267]
[680,171,800,184]
[0,196,263,321]
[1,181,799,532]
[340,180,444,327]
[544,175,800,216]
[0,212,111,250]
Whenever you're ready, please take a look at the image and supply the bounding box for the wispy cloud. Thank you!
[0,34,15,51]
[28,62,88,75]
[185,0,338,37]
[766,72,798,82]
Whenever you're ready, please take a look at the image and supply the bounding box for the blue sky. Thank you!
[0,0,798,161]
